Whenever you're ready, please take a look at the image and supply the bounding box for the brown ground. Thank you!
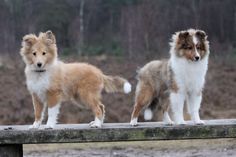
[0,55,235,125]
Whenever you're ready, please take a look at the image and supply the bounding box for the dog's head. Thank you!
[20,30,57,72]
[170,29,209,61]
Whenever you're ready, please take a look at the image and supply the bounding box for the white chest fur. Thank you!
[170,55,208,94]
[25,68,51,102]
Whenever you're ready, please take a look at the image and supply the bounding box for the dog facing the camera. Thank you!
[20,31,131,129]
[130,29,210,126]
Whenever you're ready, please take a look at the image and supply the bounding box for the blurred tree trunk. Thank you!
[192,0,199,27]
[78,0,85,56]
[128,22,133,58]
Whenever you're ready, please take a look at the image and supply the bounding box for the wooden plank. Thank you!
[0,144,23,157]
[0,119,235,144]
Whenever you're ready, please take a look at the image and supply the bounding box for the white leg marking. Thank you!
[130,117,138,126]
[89,117,103,128]
[29,121,41,129]
[29,103,47,129]
[163,111,174,125]
[45,104,60,129]
[187,93,204,125]
[170,92,186,125]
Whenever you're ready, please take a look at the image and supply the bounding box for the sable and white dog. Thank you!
[20,31,131,129]
[130,29,210,126]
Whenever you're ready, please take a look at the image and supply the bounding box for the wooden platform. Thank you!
[0,119,236,144]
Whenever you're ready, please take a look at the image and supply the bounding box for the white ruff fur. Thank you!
[169,47,209,125]
[25,61,60,129]
[25,62,57,102]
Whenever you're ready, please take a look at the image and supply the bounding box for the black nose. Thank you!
[195,56,200,61]
[37,63,42,68]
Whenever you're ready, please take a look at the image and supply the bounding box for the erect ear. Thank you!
[45,30,56,44]
[178,31,189,41]
[22,34,37,48]
[196,30,207,40]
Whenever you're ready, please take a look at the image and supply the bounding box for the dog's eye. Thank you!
[42,52,46,55]
[196,45,201,50]
[33,52,36,56]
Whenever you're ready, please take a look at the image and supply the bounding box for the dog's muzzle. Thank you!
[34,69,46,73]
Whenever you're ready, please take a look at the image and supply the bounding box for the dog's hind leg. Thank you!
[160,94,173,125]
[80,92,105,128]
[130,82,154,126]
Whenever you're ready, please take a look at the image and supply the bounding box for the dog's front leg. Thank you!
[170,92,186,125]
[187,92,204,125]
[29,94,45,129]
[45,91,61,129]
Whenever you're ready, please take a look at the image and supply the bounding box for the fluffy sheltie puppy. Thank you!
[20,31,131,129]
[130,29,209,126]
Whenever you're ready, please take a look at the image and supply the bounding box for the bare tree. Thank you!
[78,0,85,55]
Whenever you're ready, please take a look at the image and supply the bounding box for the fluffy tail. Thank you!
[103,75,131,94]
[144,98,158,120]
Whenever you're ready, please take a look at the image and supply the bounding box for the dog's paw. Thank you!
[164,120,174,126]
[89,117,102,128]
[89,121,102,128]
[29,121,41,129]
[130,118,138,126]
[175,120,187,125]
[45,124,55,130]
[45,122,55,129]
[194,120,205,125]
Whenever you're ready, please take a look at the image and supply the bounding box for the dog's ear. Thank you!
[178,31,189,41]
[45,30,56,44]
[22,34,37,48]
[196,30,207,40]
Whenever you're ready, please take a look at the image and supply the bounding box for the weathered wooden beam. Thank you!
[0,119,235,144]
[0,144,23,157]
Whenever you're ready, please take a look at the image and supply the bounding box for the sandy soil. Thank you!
[24,138,236,157]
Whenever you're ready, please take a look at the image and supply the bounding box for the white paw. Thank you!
[45,121,56,129]
[123,82,132,94]
[89,121,102,128]
[175,120,187,125]
[89,117,102,128]
[164,120,174,126]
[194,120,205,125]
[45,124,55,129]
[29,121,41,129]
[130,118,138,126]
